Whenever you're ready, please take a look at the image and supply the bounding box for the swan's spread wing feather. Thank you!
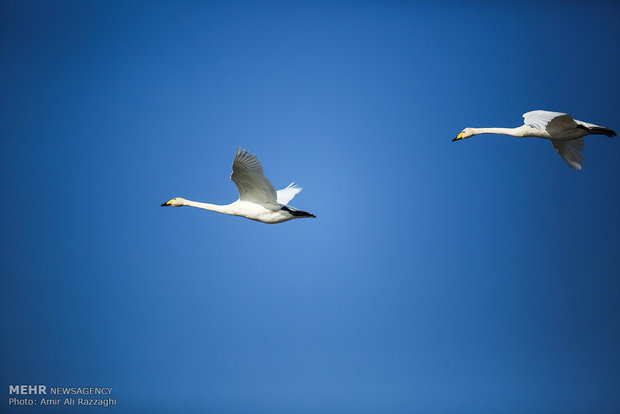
[523,110,575,135]
[523,110,568,129]
[276,182,303,205]
[551,138,584,170]
[230,148,278,205]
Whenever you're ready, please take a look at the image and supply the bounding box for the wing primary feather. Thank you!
[276,182,303,205]
[230,148,277,204]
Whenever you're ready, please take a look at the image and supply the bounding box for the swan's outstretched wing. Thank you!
[230,148,278,205]
[523,110,576,135]
[276,182,303,205]
[551,138,584,170]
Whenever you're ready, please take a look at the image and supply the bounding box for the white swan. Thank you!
[161,148,315,224]
[453,110,616,170]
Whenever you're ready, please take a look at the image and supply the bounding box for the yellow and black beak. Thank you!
[161,199,173,207]
[452,132,464,142]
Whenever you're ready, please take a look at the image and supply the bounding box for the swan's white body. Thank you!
[162,148,315,224]
[454,110,616,170]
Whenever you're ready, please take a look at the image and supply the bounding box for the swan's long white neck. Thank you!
[471,126,526,137]
[183,199,234,215]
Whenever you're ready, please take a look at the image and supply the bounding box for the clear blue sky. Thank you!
[1,1,619,413]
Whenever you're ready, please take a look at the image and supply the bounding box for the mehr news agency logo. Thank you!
[8,385,117,408]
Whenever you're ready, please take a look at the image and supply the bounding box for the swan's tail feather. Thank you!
[576,124,616,137]
[589,127,616,137]
[281,205,316,218]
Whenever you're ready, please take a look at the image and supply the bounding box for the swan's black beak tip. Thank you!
[161,201,171,207]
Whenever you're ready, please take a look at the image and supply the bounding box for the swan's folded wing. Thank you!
[523,110,575,135]
[230,148,278,205]
[276,182,302,205]
[550,138,584,170]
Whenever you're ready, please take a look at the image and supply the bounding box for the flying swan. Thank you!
[161,148,316,224]
[453,110,616,170]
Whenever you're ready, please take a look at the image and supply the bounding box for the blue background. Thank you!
[1,1,619,413]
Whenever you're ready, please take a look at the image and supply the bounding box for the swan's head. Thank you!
[453,128,475,141]
[161,197,187,207]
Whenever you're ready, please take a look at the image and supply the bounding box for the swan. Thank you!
[161,148,315,224]
[453,110,616,170]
